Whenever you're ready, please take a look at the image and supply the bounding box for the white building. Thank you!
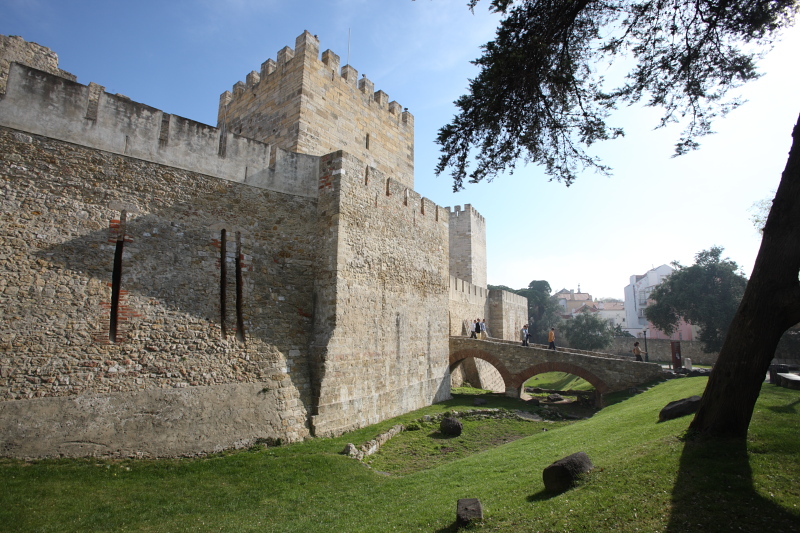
[623,264,674,338]
[597,302,626,328]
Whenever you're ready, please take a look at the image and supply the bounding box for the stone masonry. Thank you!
[219,31,414,189]
[450,337,664,397]
[0,33,527,458]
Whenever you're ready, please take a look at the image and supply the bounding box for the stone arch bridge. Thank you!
[449,337,664,402]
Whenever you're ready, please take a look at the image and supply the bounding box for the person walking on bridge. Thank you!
[548,327,556,350]
[633,341,646,362]
[521,324,529,346]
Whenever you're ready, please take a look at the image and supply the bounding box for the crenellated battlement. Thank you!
[447,204,486,224]
[220,31,413,129]
[317,150,446,230]
[218,31,415,189]
[0,62,320,198]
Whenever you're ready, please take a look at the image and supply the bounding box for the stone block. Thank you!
[456,498,483,527]
[542,451,594,493]
[659,395,701,422]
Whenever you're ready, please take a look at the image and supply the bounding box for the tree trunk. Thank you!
[689,112,800,438]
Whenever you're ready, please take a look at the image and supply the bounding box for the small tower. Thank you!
[218,31,415,188]
[448,204,487,288]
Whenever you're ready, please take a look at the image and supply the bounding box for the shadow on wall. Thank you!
[2,138,318,420]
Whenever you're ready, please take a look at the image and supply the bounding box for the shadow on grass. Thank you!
[767,397,800,414]
[666,437,799,532]
[526,489,560,502]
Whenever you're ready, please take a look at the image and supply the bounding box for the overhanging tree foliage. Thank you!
[563,309,613,350]
[441,0,800,439]
[646,247,747,353]
[437,0,796,190]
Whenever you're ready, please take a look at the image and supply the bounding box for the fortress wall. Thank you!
[447,204,487,288]
[448,276,489,336]
[0,126,317,457]
[0,35,76,94]
[219,32,414,188]
[488,289,528,342]
[0,63,319,199]
[310,151,450,437]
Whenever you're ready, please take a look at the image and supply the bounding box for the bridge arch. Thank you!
[449,346,613,399]
[517,362,611,395]
[449,348,514,391]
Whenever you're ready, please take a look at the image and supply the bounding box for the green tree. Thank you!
[437,0,796,189]
[439,0,800,439]
[491,280,562,343]
[646,247,748,353]
[562,309,612,351]
[749,193,774,235]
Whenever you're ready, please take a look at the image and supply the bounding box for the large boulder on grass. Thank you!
[440,417,463,436]
[659,396,701,422]
[543,452,594,492]
[456,498,483,527]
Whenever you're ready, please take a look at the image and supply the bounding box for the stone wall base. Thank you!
[0,382,309,459]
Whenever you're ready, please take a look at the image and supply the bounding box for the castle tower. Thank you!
[448,204,487,288]
[218,31,415,188]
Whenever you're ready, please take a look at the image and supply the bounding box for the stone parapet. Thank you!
[0,63,319,198]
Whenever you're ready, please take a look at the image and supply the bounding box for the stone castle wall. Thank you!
[0,62,319,199]
[0,126,317,456]
[0,35,76,94]
[448,276,489,336]
[0,33,526,458]
[448,204,487,288]
[610,337,718,365]
[488,289,528,342]
[310,152,450,437]
[219,31,414,189]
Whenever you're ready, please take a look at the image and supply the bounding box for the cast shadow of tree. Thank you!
[666,436,799,532]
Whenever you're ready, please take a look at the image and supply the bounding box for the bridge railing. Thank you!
[452,335,632,362]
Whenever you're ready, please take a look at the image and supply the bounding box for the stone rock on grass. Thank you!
[542,451,594,493]
[440,417,463,437]
[456,498,483,527]
[659,396,701,422]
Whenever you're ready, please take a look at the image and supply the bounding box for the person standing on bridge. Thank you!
[469,320,478,339]
[633,341,646,362]
[480,319,487,340]
[548,327,556,350]
[521,324,529,346]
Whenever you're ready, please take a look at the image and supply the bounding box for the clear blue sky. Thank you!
[3,0,798,298]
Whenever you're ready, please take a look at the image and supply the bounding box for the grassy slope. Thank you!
[1,378,798,532]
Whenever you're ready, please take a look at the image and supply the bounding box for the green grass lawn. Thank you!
[524,371,595,391]
[1,378,798,532]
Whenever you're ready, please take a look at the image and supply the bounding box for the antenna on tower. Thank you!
[347,28,351,65]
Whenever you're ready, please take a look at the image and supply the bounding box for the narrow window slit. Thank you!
[220,228,227,337]
[109,210,127,343]
[235,231,245,343]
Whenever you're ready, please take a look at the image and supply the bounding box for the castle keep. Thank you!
[0,32,527,458]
